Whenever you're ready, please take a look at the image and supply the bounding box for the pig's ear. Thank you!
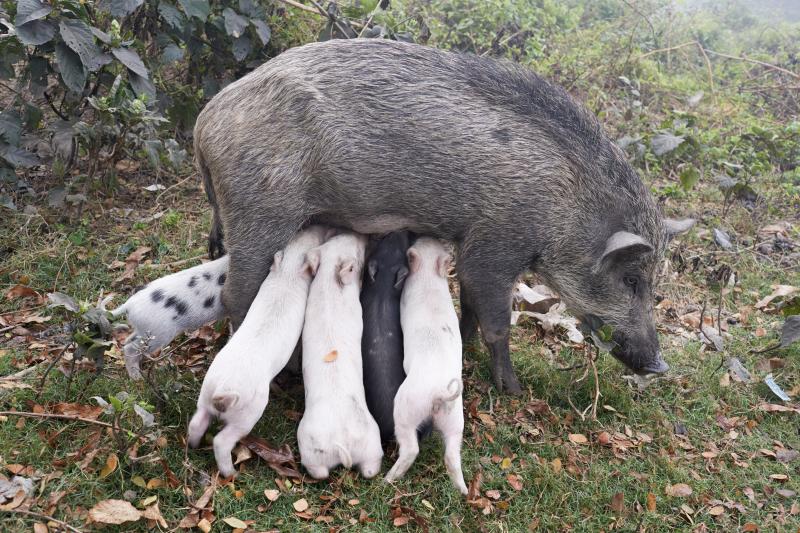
[407,248,421,273]
[337,259,358,286]
[436,252,452,278]
[394,265,409,289]
[303,248,321,277]
[366,260,378,283]
[599,231,653,268]
[270,250,284,273]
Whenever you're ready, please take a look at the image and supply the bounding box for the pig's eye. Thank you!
[623,276,639,294]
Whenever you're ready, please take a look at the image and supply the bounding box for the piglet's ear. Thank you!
[407,248,421,273]
[303,248,321,277]
[367,260,378,283]
[394,265,409,290]
[337,259,358,286]
[436,253,452,278]
[270,250,284,273]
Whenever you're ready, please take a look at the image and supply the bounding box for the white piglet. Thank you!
[111,255,229,380]
[385,237,467,495]
[187,226,328,477]
[297,233,383,479]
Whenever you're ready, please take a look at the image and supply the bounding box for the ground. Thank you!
[0,159,798,533]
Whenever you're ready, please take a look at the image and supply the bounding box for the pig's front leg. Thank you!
[221,214,305,329]
[457,253,522,394]
[458,281,479,347]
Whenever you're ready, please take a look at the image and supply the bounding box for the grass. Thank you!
[0,172,798,532]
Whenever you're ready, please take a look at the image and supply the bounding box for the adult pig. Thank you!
[195,39,668,394]
[360,231,412,442]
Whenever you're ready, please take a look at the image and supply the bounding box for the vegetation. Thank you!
[1,0,798,531]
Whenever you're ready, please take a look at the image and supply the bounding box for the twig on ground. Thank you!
[0,410,115,429]
[275,0,319,14]
[0,509,84,533]
[149,254,208,269]
[37,344,70,398]
[588,346,601,420]
[154,174,195,204]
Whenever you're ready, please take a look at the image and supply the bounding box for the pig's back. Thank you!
[196,39,605,233]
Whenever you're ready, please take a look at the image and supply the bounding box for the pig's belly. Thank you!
[310,213,460,240]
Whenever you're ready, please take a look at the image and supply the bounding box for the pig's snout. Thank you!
[637,352,669,375]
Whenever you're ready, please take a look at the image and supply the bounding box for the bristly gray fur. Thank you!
[194,39,667,392]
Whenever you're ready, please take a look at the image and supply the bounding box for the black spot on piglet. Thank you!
[151,289,164,303]
[202,272,211,281]
[218,273,226,286]
[203,295,215,308]
[175,300,188,316]
[164,295,176,308]
[188,275,198,288]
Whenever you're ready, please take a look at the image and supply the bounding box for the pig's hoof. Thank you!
[496,370,523,395]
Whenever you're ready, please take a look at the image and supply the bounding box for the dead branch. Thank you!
[0,509,84,533]
[0,410,115,429]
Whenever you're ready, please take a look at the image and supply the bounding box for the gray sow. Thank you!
[360,231,412,442]
[195,39,669,394]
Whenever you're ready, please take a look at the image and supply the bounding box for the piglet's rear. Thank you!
[187,226,327,477]
[112,255,229,380]
[297,233,383,480]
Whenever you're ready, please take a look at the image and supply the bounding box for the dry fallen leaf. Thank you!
[506,473,523,491]
[98,453,118,479]
[393,516,410,526]
[708,505,725,516]
[646,492,656,512]
[88,499,141,525]
[551,458,562,474]
[264,489,279,502]
[610,492,624,513]
[500,457,512,470]
[568,434,588,444]
[33,523,48,533]
[769,474,788,482]
[197,518,212,533]
[222,516,248,529]
[293,498,309,512]
[485,489,501,500]
[142,502,168,528]
[5,285,41,301]
[755,285,797,309]
[665,483,693,497]
[741,524,759,532]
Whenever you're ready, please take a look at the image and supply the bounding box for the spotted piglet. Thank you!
[187,226,327,477]
[385,237,467,495]
[297,232,383,480]
[111,256,229,379]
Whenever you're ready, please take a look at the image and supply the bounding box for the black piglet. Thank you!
[360,231,413,442]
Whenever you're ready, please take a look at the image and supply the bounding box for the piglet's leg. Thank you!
[385,420,420,482]
[122,336,145,380]
[437,405,468,495]
[187,408,211,449]
[213,423,249,478]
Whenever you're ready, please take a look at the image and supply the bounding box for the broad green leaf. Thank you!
[780,315,800,347]
[55,42,88,93]
[60,19,109,71]
[98,0,144,18]
[679,167,700,191]
[178,0,210,22]
[1,146,39,167]
[16,20,56,45]
[160,42,184,64]
[0,111,22,146]
[251,19,271,45]
[651,133,684,156]
[15,0,52,26]
[158,2,186,30]
[111,47,149,78]
[129,72,156,99]
[223,8,248,38]
[232,35,251,61]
